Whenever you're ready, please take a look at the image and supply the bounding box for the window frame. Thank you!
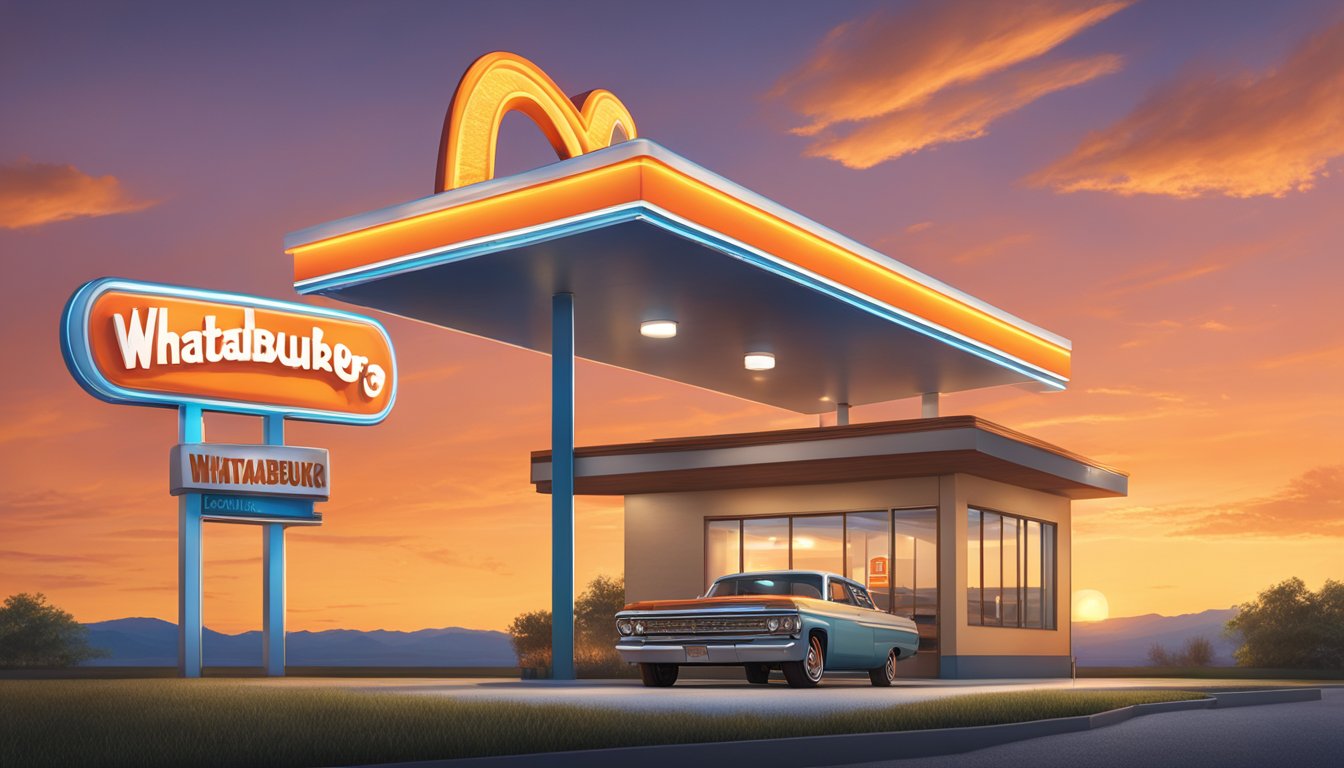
[966,506,1058,631]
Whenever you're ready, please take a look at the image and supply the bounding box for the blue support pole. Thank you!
[551,292,575,680]
[262,415,286,677]
[177,405,204,678]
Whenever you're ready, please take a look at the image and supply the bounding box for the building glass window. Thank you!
[791,514,843,574]
[705,519,741,590]
[968,508,982,626]
[742,517,789,573]
[704,508,937,649]
[845,511,891,612]
[967,508,1056,630]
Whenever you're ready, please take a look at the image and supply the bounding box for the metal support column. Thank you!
[177,405,204,678]
[262,415,286,677]
[921,392,940,418]
[836,403,850,426]
[551,292,576,680]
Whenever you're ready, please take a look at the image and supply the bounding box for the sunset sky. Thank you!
[2,0,1342,634]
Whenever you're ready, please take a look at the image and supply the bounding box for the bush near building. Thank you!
[0,593,105,668]
[1147,636,1215,667]
[507,574,634,677]
[1227,577,1344,669]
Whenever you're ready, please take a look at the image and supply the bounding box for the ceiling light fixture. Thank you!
[640,320,678,339]
[744,352,775,371]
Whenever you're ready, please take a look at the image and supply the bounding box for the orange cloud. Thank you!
[807,55,1123,168]
[1163,466,1344,538]
[772,0,1129,163]
[1032,22,1344,198]
[0,160,155,229]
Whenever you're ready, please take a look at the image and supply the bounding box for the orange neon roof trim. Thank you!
[287,148,1070,381]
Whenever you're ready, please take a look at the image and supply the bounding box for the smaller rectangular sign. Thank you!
[200,494,321,524]
[869,556,890,589]
[170,443,330,500]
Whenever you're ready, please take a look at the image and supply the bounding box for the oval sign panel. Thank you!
[61,278,397,424]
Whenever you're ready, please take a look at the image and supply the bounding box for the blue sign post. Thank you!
[61,278,397,679]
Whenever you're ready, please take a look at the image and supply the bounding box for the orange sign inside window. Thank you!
[869,556,890,589]
[62,279,397,424]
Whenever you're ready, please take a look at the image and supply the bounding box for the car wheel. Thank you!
[744,663,771,684]
[868,648,898,687]
[783,634,825,688]
[639,663,679,687]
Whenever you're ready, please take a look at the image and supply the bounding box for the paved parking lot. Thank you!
[239,674,1325,715]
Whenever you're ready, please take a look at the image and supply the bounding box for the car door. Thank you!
[850,583,896,663]
[825,579,873,669]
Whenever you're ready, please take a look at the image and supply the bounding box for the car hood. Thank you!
[620,595,802,612]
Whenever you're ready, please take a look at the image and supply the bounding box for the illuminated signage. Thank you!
[436,51,636,191]
[169,443,330,500]
[869,556,890,589]
[61,278,396,424]
[200,494,321,525]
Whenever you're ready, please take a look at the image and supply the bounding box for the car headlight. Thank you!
[616,619,633,636]
[633,620,646,635]
[775,615,800,633]
[766,617,780,632]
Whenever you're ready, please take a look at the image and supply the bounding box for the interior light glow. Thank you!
[640,320,678,339]
[744,352,775,371]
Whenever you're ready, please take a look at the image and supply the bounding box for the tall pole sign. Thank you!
[61,278,397,677]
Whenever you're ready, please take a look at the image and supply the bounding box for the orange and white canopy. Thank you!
[285,52,1070,414]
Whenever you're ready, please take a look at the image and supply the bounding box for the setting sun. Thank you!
[1074,590,1110,622]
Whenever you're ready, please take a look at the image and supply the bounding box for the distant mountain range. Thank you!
[82,618,517,667]
[83,609,1239,668]
[1072,608,1240,667]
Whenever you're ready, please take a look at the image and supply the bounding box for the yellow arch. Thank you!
[435,52,638,192]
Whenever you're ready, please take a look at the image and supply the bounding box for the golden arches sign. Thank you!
[435,51,638,192]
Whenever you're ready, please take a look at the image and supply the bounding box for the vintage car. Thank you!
[614,570,919,688]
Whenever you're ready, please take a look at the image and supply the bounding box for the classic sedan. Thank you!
[615,570,918,688]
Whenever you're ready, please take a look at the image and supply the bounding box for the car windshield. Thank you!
[708,574,823,599]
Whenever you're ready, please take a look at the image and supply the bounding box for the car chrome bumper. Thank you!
[616,636,804,665]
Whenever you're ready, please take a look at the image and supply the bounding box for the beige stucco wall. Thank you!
[624,478,939,604]
[941,473,1072,658]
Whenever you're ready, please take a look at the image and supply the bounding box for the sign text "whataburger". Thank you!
[115,306,386,399]
[169,444,330,500]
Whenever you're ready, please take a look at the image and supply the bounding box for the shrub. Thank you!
[0,593,105,668]
[507,575,635,677]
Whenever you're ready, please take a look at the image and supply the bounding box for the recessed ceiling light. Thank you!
[819,396,832,402]
[640,320,677,339]
[744,352,775,371]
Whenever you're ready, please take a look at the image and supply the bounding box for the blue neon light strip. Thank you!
[294,207,1067,392]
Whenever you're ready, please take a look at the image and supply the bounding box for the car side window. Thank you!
[828,580,854,604]
[851,584,875,610]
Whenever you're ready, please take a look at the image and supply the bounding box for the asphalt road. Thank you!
[837,687,1344,768]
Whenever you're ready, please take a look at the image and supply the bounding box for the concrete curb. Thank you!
[356,688,1322,768]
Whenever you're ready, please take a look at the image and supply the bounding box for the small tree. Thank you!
[506,610,551,670]
[575,574,626,646]
[0,593,104,668]
[1182,636,1215,667]
[1227,577,1344,669]
[1147,642,1172,667]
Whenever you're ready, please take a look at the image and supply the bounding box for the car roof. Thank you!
[713,570,842,582]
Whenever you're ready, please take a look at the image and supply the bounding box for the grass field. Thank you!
[1079,666,1344,680]
[0,680,1204,767]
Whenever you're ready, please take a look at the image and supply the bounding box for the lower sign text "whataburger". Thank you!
[62,278,397,424]
[170,443,331,500]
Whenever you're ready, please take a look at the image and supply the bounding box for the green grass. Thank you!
[0,666,521,680]
[0,680,1204,768]
[1079,666,1344,680]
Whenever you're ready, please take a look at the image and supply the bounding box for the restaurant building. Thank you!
[286,51,1128,679]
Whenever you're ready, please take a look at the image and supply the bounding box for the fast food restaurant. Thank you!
[284,52,1128,679]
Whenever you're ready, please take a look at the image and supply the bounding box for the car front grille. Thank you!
[641,615,784,635]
